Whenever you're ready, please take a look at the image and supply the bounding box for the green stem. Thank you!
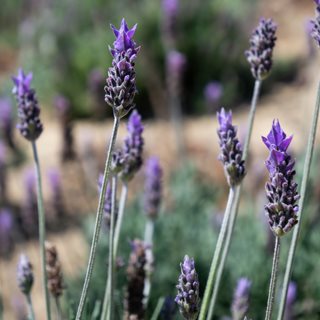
[206,79,262,319]
[143,219,155,307]
[76,115,120,320]
[31,141,51,320]
[55,297,62,320]
[150,297,165,320]
[26,294,36,320]
[277,81,320,320]
[106,176,117,320]
[265,236,281,320]
[198,187,236,320]
[101,183,128,319]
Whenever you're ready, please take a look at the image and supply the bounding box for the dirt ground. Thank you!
[1,0,320,318]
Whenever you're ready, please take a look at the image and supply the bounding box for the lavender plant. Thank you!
[12,69,51,320]
[204,82,223,113]
[175,255,200,320]
[231,278,251,320]
[284,282,297,320]
[277,3,320,317]
[76,19,140,319]
[0,142,7,203]
[0,98,16,150]
[47,169,65,220]
[262,120,299,320]
[17,254,35,320]
[199,108,245,319]
[0,208,13,257]
[206,18,277,319]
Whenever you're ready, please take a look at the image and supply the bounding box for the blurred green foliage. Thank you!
[1,0,299,119]
[67,151,320,319]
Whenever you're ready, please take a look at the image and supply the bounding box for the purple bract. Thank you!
[231,277,251,320]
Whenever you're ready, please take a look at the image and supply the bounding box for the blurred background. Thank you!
[1,0,320,319]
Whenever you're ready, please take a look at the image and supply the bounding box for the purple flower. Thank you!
[0,142,7,201]
[284,281,297,320]
[311,0,320,47]
[231,278,251,320]
[54,95,70,115]
[0,98,15,149]
[144,157,163,220]
[124,239,147,320]
[98,174,116,227]
[119,110,144,182]
[162,0,179,40]
[204,82,223,105]
[105,19,140,118]
[48,169,65,218]
[12,69,43,141]
[245,18,277,80]
[217,108,246,187]
[167,50,186,80]
[262,120,299,236]
[175,255,200,320]
[0,208,14,256]
[17,254,34,295]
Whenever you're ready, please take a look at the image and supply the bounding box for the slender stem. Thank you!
[198,187,236,320]
[143,219,155,307]
[76,115,120,320]
[31,141,51,320]
[55,297,62,320]
[277,81,320,320]
[101,183,129,318]
[242,79,261,159]
[265,236,281,320]
[206,79,262,319]
[26,294,35,320]
[150,297,165,320]
[106,176,117,320]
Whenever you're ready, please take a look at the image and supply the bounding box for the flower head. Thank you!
[204,82,223,105]
[144,157,163,220]
[311,0,320,47]
[284,281,297,320]
[175,255,200,320]
[262,120,299,236]
[217,108,245,187]
[0,209,13,256]
[17,254,34,295]
[231,278,252,320]
[105,20,139,118]
[124,239,148,320]
[119,110,144,182]
[12,69,43,141]
[245,18,277,80]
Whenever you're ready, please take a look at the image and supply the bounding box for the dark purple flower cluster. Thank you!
[231,278,252,320]
[17,254,34,295]
[245,18,277,80]
[124,239,147,320]
[262,120,299,236]
[0,98,15,149]
[144,157,163,220]
[217,108,245,187]
[311,0,320,47]
[105,19,140,118]
[12,69,43,141]
[175,255,200,320]
[113,110,144,182]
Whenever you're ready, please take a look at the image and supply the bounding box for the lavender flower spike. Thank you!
[17,254,34,295]
[144,157,163,220]
[231,278,252,320]
[105,19,140,118]
[120,109,144,182]
[12,69,43,141]
[262,120,299,236]
[175,255,200,320]
[284,281,297,320]
[217,108,245,187]
[245,18,277,80]
[311,0,320,46]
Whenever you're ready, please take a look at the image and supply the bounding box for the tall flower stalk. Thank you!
[76,19,140,319]
[262,121,299,320]
[206,18,277,319]
[12,69,51,320]
[199,109,245,319]
[277,3,320,318]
